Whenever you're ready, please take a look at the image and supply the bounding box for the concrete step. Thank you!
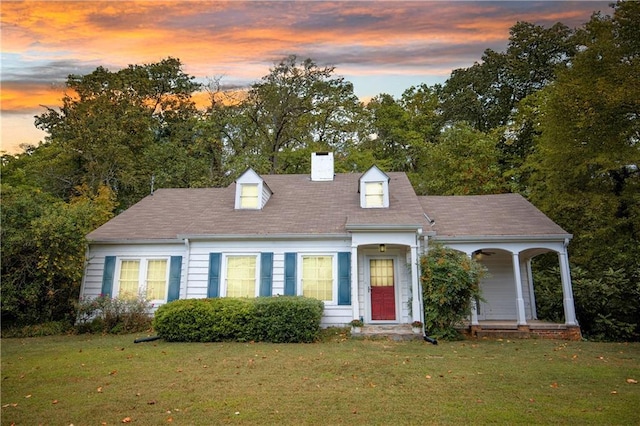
[352,324,423,341]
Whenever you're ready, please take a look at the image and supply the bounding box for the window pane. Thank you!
[146,260,168,300]
[227,256,256,297]
[365,182,384,207]
[119,260,140,299]
[240,184,259,208]
[302,256,333,301]
[370,259,394,287]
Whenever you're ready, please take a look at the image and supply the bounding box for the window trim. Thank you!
[222,253,260,298]
[239,183,260,209]
[297,253,338,305]
[113,257,170,303]
[364,181,385,208]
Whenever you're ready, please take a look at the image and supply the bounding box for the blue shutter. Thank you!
[284,253,296,296]
[337,252,351,305]
[260,252,274,297]
[207,253,221,298]
[167,256,182,302]
[101,256,116,297]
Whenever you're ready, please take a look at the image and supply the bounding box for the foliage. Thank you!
[0,321,72,338]
[420,244,485,339]
[75,295,153,334]
[1,184,116,326]
[153,296,323,343]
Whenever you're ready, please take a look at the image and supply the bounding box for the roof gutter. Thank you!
[178,233,351,241]
[346,224,424,232]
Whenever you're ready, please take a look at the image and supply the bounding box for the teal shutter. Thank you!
[284,253,296,296]
[101,256,116,297]
[337,252,351,305]
[207,253,221,298]
[167,256,182,302]
[259,252,274,297]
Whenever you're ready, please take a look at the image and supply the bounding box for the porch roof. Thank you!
[419,194,571,239]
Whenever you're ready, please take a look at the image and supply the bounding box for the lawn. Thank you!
[2,331,639,425]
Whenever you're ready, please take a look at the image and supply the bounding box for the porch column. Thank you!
[526,258,537,319]
[351,244,360,321]
[512,252,527,325]
[468,253,479,325]
[410,244,421,323]
[558,248,578,325]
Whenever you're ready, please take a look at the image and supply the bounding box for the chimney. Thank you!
[311,152,334,181]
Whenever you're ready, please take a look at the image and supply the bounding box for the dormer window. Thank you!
[364,182,384,208]
[359,166,389,208]
[235,168,271,210]
[239,184,259,209]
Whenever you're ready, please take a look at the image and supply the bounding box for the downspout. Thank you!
[417,229,437,345]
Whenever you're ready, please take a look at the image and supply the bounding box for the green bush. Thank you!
[253,296,324,343]
[75,295,152,334]
[153,296,324,343]
[420,244,485,339]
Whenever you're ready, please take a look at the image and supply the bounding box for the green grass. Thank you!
[2,330,639,425]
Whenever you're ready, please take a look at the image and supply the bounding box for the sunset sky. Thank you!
[1,1,612,154]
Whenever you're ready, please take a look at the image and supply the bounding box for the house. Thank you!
[80,152,581,339]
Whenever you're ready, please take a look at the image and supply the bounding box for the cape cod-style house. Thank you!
[80,152,581,339]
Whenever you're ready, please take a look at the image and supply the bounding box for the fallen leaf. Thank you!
[97,387,103,393]
[110,370,118,375]
[550,382,558,388]
[25,394,32,398]
[147,400,156,405]
[52,400,59,404]
[167,418,173,423]
[626,378,638,384]
[425,375,432,379]
[122,417,131,423]
[611,390,618,395]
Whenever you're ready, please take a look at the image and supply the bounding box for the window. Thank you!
[364,182,384,207]
[226,256,257,297]
[240,184,259,209]
[116,259,168,301]
[302,255,334,301]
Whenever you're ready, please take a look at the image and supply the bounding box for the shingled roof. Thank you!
[87,172,428,242]
[419,194,570,239]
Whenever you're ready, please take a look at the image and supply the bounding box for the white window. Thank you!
[225,255,258,297]
[364,182,384,208]
[116,258,169,302]
[301,255,335,302]
[240,184,259,209]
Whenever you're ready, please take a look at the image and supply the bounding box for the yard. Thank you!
[2,331,639,425]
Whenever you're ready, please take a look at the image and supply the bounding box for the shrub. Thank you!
[253,296,324,343]
[154,296,323,343]
[1,321,72,338]
[420,244,485,339]
[75,295,152,334]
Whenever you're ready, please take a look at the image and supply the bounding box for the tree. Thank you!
[412,123,506,195]
[223,55,365,174]
[35,58,202,208]
[527,1,640,340]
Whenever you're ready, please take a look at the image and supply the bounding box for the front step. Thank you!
[352,324,422,341]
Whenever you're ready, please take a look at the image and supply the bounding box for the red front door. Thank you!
[370,259,396,320]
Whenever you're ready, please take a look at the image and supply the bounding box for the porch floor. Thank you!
[458,320,582,341]
[351,324,423,341]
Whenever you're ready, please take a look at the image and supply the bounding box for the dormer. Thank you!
[359,165,390,208]
[234,168,272,210]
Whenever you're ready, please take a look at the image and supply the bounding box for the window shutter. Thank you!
[337,252,351,305]
[167,256,182,302]
[101,256,116,297]
[284,253,296,296]
[260,252,274,297]
[207,253,222,298]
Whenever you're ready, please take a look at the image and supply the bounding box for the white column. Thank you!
[558,249,578,325]
[512,252,527,325]
[351,244,359,321]
[526,258,537,320]
[410,244,421,323]
[468,252,479,325]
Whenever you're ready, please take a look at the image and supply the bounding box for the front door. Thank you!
[370,258,396,320]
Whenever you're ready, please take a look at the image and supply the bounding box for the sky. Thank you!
[1,0,612,154]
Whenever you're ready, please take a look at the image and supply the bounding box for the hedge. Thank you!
[153,296,323,343]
